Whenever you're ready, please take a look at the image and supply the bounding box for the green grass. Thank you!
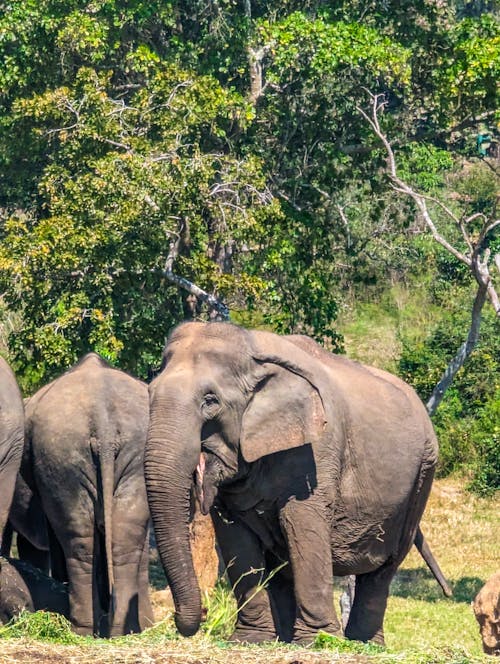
[0,610,83,644]
[337,282,442,372]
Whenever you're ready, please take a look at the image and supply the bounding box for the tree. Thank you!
[359,93,499,415]
[0,63,274,389]
[0,1,498,393]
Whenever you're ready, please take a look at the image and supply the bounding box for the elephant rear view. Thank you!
[24,353,153,636]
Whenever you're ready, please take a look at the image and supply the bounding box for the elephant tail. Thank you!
[98,440,116,622]
[414,526,453,597]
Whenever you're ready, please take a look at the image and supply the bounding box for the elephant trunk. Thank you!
[144,392,202,637]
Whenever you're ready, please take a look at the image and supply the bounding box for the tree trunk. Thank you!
[426,282,487,416]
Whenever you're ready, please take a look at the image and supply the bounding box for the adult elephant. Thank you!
[24,353,153,636]
[145,322,441,645]
[0,358,24,549]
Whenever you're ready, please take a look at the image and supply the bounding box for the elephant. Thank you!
[22,353,153,636]
[473,571,500,656]
[145,321,443,645]
[0,556,69,625]
[0,357,24,550]
[1,474,50,573]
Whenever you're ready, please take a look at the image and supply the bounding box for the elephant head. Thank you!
[144,322,329,637]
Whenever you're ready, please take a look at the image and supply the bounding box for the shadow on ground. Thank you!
[391,567,484,603]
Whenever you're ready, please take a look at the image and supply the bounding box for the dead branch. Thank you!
[357,93,499,317]
[358,92,500,420]
[163,223,229,321]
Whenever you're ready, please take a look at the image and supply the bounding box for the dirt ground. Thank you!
[0,641,373,664]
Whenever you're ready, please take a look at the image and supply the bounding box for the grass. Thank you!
[337,282,442,372]
[1,478,497,663]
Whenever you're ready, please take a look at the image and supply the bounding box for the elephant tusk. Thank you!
[195,453,206,510]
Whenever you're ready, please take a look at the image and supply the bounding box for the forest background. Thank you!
[0,0,498,494]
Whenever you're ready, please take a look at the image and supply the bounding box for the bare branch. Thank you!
[358,93,500,423]
[162,220,229,321]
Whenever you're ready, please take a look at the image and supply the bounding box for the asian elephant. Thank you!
[23,353,153,636]
[1,475,50,573]
[0,358,24,550]
[0,556,69,625]
[145,322,442,645]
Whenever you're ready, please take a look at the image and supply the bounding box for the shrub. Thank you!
[399,303,499,493]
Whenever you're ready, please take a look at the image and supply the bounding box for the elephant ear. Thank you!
[240,332,328,463]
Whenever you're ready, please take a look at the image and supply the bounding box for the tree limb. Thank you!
[426,283,487,416]
[358,92,499,314]
[358,92,500,423]
[163,223,230,321]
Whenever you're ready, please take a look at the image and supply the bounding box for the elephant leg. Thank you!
[138,528,154,631]
[1,521,13,557]
[266,555,296,643]
[44,496,96,635]
[110,492,151,636]
[211,508,277,643]
[17,532,50,574]
[344,563,397,645]
[280,499,341,644]
[47,521,68,583]
[64,533,96,635]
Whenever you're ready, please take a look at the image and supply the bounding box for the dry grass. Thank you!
[1,478,498,663]
[0,640,374,664]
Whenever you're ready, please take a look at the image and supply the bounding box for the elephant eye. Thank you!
[201,393,220,416]
[202,393,219,406]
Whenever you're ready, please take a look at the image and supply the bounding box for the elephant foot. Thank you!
[227,627,278,644]
[71,623,94,637]
[293,622,343,646]
[344,625,385,646]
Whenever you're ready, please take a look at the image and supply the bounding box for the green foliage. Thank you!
[399,143,454,191]
[313,631,384,654]
[0,611,82,644]
[201,579,237,640]
[0,60,275,389]
[399,303,499,491]
[0,0,498,483]
[467,392,500,496]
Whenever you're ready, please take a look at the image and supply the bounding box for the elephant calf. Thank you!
[0,556,69,624]
[23,353,153,636]
[473,571,500,656]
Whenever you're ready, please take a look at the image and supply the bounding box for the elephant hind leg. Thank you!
[344,562,397,645]
[266,560,296,643]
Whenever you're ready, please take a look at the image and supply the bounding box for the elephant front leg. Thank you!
[280,499,341,644]
[211,508,277,643]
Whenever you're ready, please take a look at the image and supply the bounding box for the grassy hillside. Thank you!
[1,477,498,663]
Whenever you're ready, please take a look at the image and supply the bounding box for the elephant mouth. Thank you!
[194,451,225,515]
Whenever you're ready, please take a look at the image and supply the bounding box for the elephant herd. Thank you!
[1,353,152,635]
[0,320,492,650]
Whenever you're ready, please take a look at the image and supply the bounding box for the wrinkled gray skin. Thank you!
[1,475,50,573]
[0,556,69,624]
[24,354,153,637]
[145,322,439,645]
[0,358,24,551]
